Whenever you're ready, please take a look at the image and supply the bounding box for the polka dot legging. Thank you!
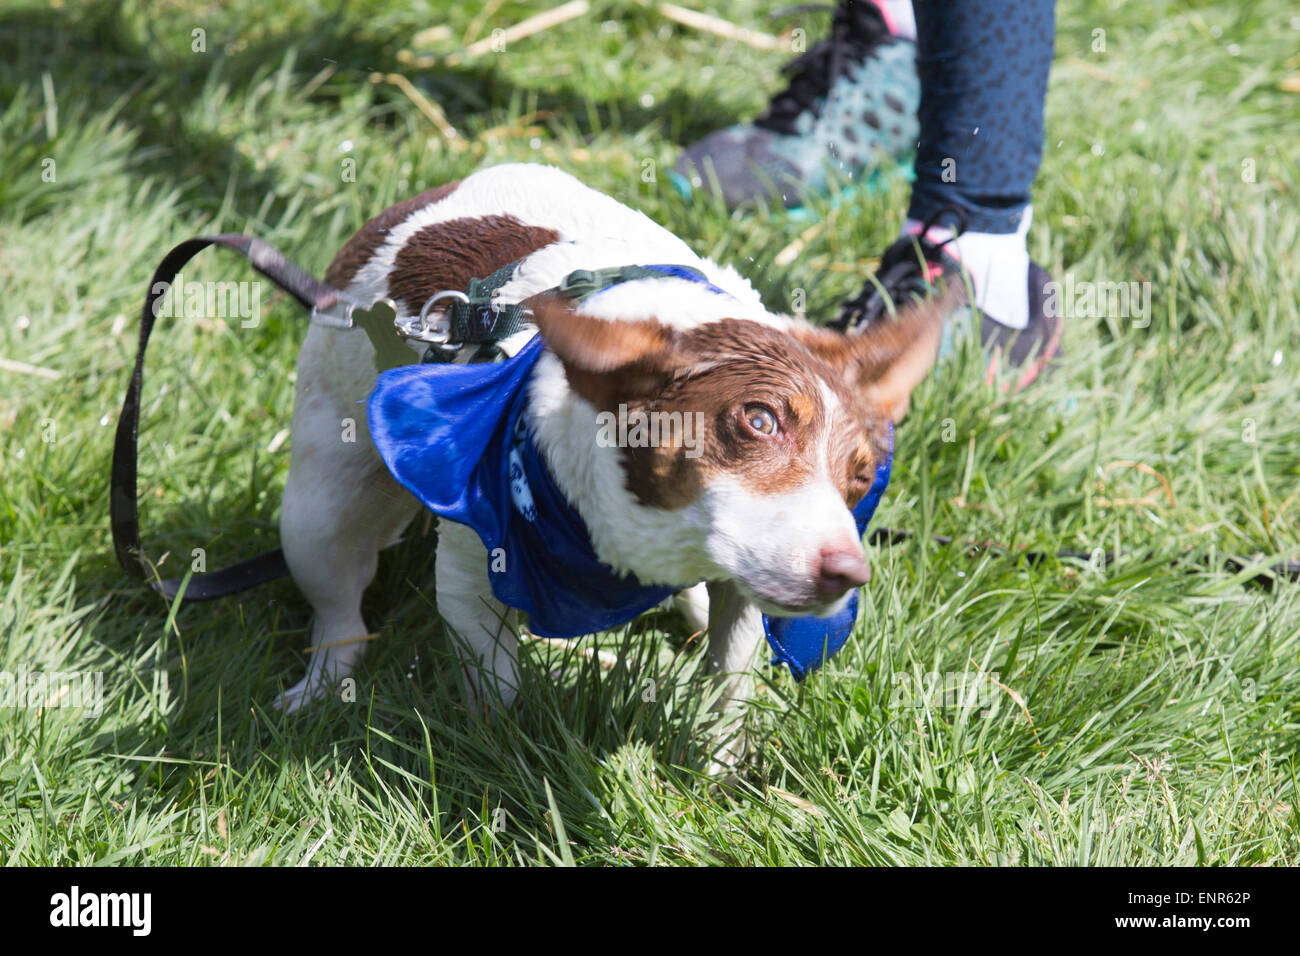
[906,0,1056,235]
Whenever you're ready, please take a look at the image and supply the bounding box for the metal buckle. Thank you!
[311,287,480,370]
[402,289,470,349]
[558,269,595,296]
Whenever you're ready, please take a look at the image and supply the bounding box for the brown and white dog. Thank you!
[279,163,948,730]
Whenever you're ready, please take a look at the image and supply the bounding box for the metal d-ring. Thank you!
[415,289,469,342]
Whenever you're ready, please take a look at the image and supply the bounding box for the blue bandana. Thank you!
[368,338,892,680]
[368,335,676,638]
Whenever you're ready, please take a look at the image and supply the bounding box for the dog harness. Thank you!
[367,265,894,679]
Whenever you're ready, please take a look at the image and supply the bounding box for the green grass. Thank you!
[2,0,1299,865]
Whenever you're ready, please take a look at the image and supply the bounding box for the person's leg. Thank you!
[906,0,1056,330]
[839,0,1062,386]
[910,0,1055,236]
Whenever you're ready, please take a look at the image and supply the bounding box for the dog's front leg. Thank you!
[435,520,522,713]
[703,580,765,773]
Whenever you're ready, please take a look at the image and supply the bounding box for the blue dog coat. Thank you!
[368,332,893,679]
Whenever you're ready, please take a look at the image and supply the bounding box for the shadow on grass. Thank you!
[0,1,743,224]
[76,476,720,857]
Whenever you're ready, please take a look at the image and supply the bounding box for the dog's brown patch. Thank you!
[387,215,560,316]
[790,283,959,422]
[527,291,679,409]
[325,181,461,289]
[529,297,895,511]
[620,319,890,509]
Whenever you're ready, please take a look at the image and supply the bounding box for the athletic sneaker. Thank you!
[834,215,1064,390]
[671,1,918,209]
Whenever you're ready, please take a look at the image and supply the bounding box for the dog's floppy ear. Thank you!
[796,284,962,423]
[528,292,679,409]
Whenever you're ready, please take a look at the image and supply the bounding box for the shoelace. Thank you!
[833,206,967,331]
[756,1,896,135]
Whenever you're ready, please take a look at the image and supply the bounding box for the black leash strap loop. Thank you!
[111,234,336,602]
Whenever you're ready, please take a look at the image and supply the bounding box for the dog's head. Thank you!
[531,287,955,617]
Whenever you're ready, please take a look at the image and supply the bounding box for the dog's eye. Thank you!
[743,403,779,436]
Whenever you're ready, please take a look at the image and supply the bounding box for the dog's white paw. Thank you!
[673,584,710,636]
[276,659,355,713]
[275,674,330,714]
[275,636,369,714]
[705,741,749,789]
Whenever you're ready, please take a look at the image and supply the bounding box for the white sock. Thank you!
[875,0,917,41]
[902,206,1033,329]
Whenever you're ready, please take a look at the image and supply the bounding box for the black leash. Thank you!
[112,236,1296,606]
[111,234,338,601]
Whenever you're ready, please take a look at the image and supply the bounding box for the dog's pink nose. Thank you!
[815,547,871,598]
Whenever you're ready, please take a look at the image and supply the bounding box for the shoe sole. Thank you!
[984,314,1064,392]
